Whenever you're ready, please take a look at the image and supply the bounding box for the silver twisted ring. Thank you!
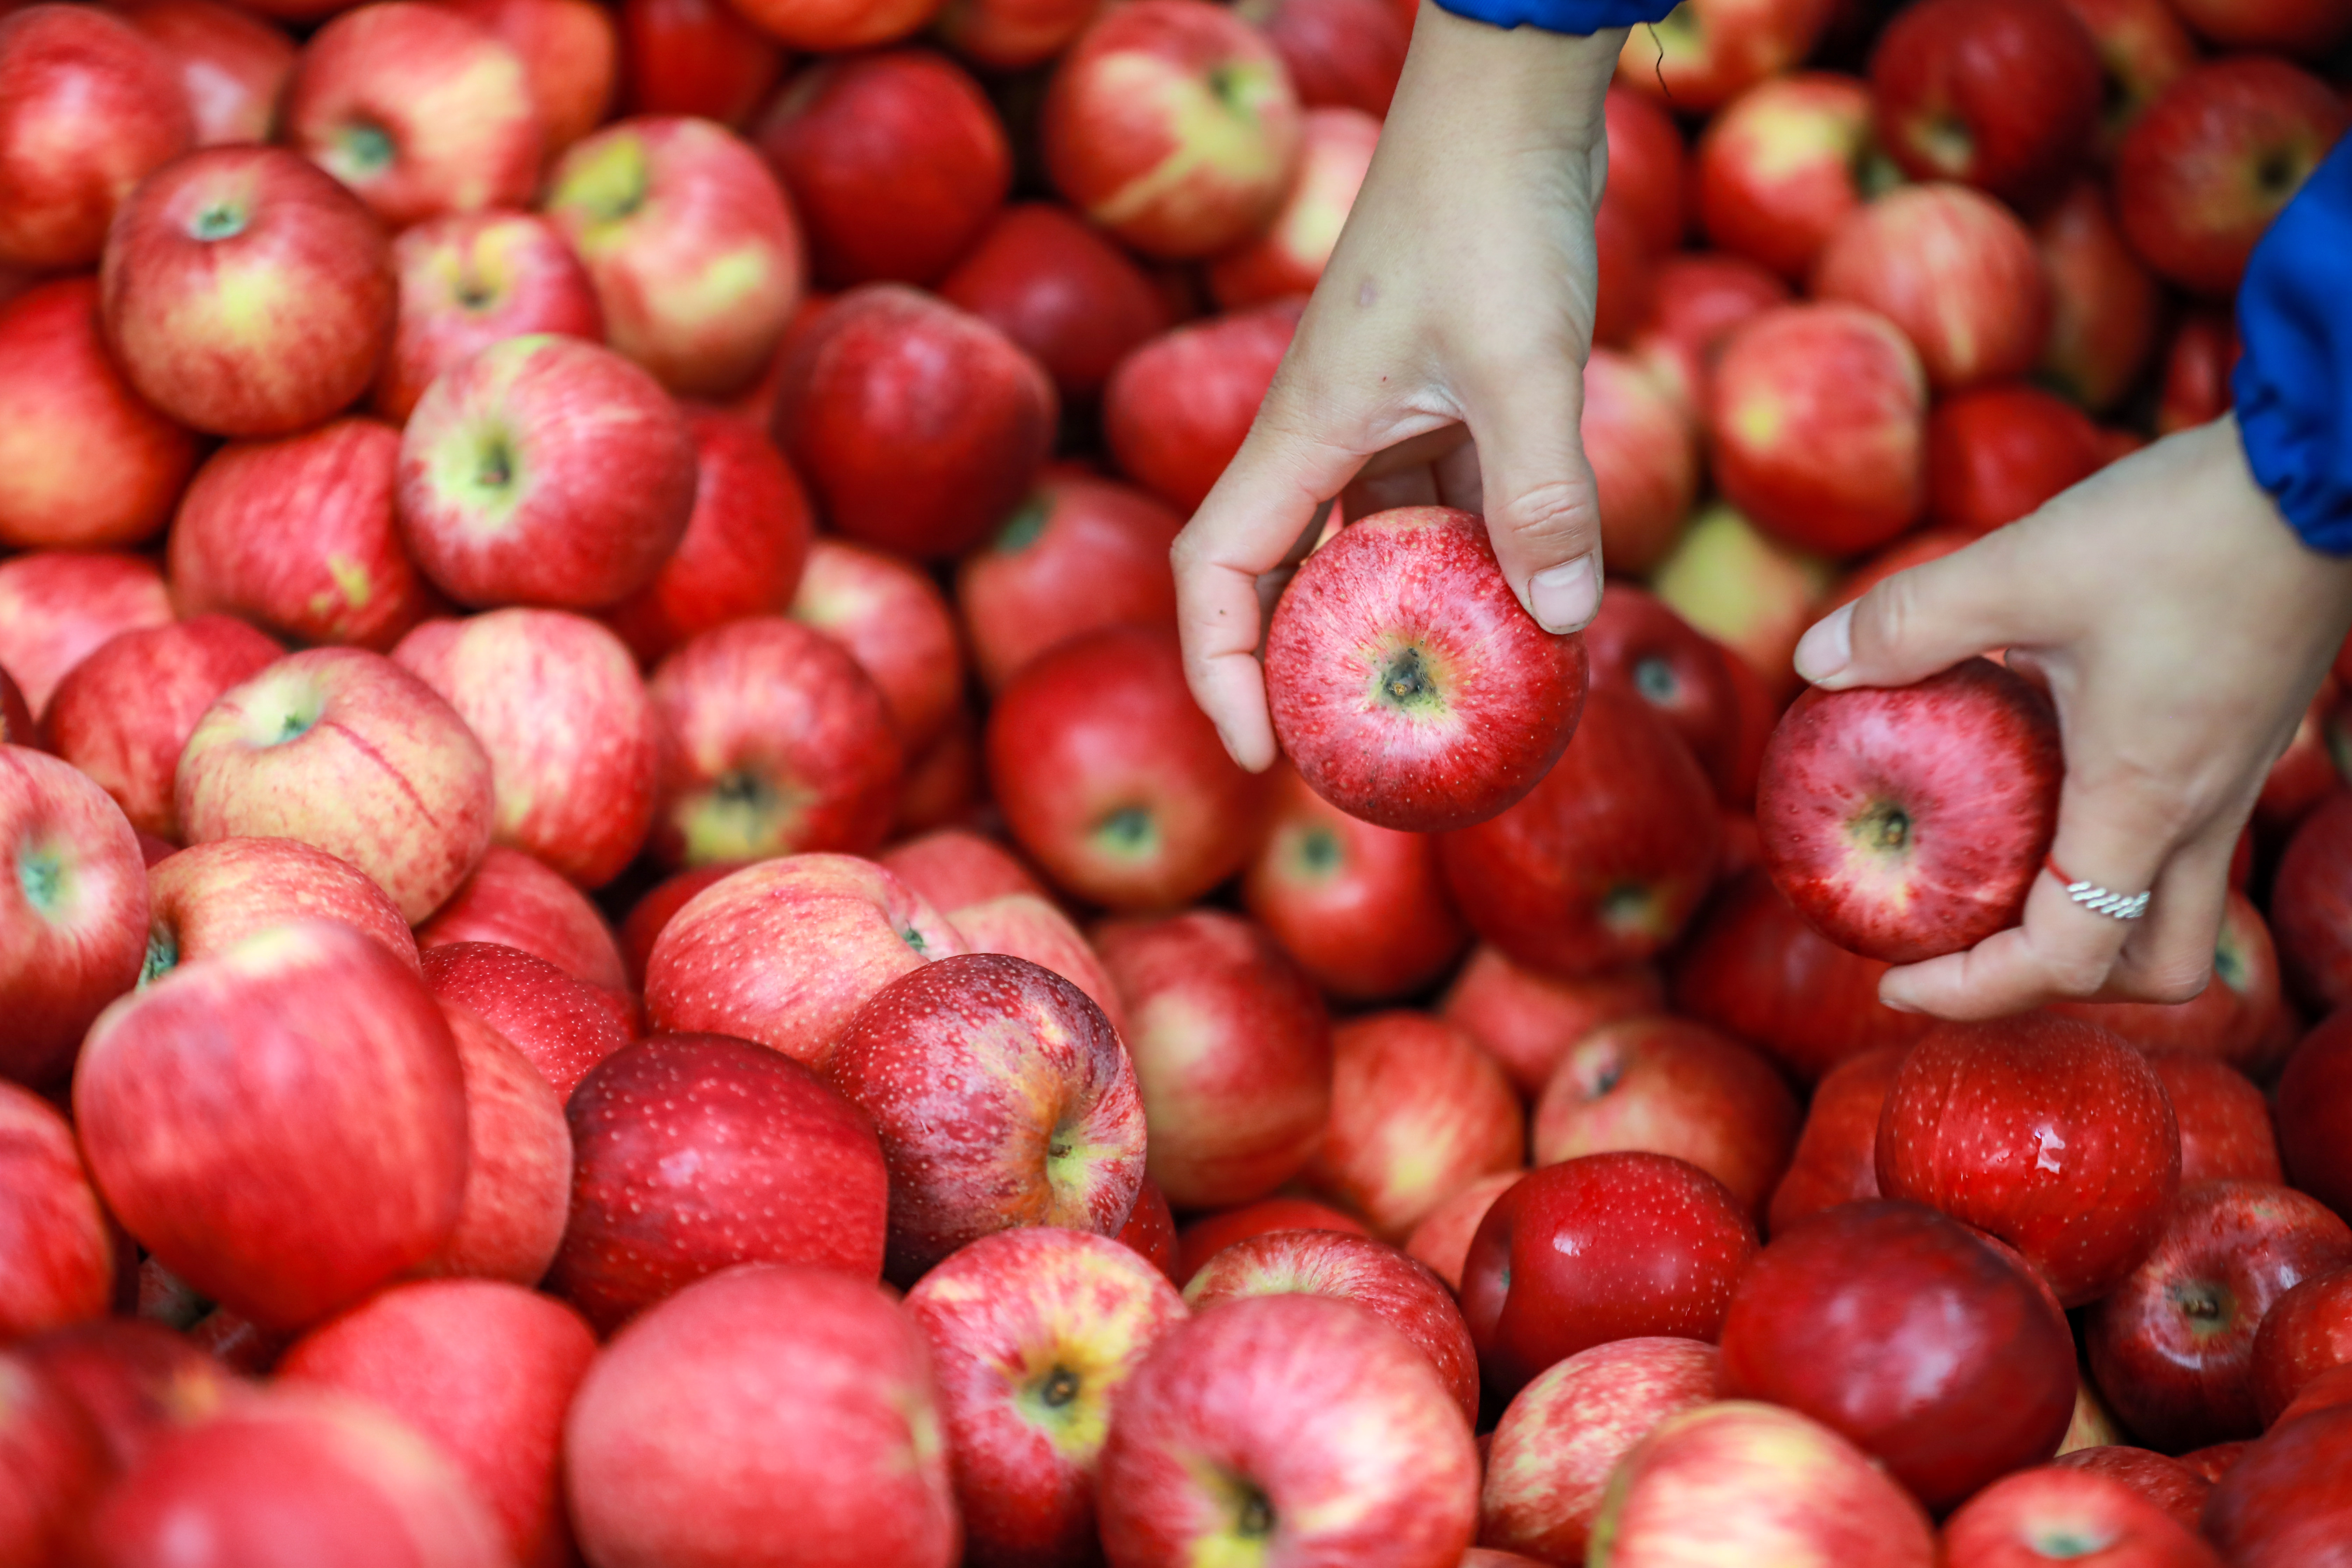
[2051,859,2150,922]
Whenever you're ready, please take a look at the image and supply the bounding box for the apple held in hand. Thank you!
[1265,507,1589,834]
[0,5,191,272]
[1758,657,2062,965]
[374,210,604,424]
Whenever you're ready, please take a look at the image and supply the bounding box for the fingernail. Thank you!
[1530,555,1601,634]
[1794,602,1856,686]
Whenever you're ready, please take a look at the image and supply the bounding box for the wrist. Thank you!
[1393,1,1622,156]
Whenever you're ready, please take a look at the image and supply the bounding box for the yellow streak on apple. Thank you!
[1085,55,1290,231]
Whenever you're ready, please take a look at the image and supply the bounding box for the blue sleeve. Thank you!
[2234,136,2352,556]
[1430,0,1676,31]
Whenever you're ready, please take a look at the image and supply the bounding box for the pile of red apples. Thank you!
[2,0,2351,1562]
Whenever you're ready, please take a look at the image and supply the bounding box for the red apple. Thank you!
[0,745,150,1086]
[1182,1229,1479,1424]
[1206,105,1377,310]
[1582,581,1741,796]
[1758,657,2062,964]
[1103,298,1300,512]
[879,826,1044,912]
[906,1226,1188,1568]
[115,0,294,147]
[2038,179,2163,413]
[643,853,967,1064]
[2168,0,2351,57]
[617,0,783,126]
[421,940,631,1100]
[2059,0,2197,157]
[2142,1052,2282,1185]
[397,334,696,610]
[1609,0,1837,114]
[1442,945,1663,1099]
[1302,1011,1522,1240]
[1706,301,1928,554]
[1120,1176,1180,1279]
[145,836,419,982]
[1597,84,1687,254]
[2114,57,2347,297]
[373,210,603,424]
[756,49,1010,288]
[1042,0,1303,260]
[176,648,493,924]
[1721,1199,2076,1510]
[774,284,1058,558]
[1927,383,2105,536]
[419,1004,573,1287]
[2277,1010,2352,1242]
[1813,183,2051,395]
[616,863,736,989]
[44,616,281,843]
[1650,501,1833,700]
[2051,1446,2213,1532]
[444,0,615,154]
[939,203,1174,402]
[895,708,983,836]
[1095,909,1332,1210]
[726,0,946,50]
[1868,0,2101,208]
[1697,71,1877,282]
[1629,249,1791,421]
[1942,1465,2224,1567]
[14,1318,236,1472]
[2258,681,2338,839]
[0,277,200,552]
[0,1345,111,1565]
[988,626,1267,910]
[0,1080,113,1337]
[0,5,191,270]
[548,1033,888,1330]
[101,145,394,438]
[1099,1293,1479,1567]
[957,472,1183,692]
[1764,1045,1905,1235]
[1533,1015,1799,1222]
[414,846,629,992]
[169,417,432,653]
[947,892,1129,1036]
[1878,1013,2181,1307]
[934,0,1098,69]
[2154,309,2238,436]
[0,551,173,719]
[2188,1402,2352,1568]
[1582,345,1701,575]
[1461,1152,1758,1397]
[2049,891,2285,1071]
[1438,687,1724,977]
[2252,1265,2352,1426]
[1265,506,1588,833]
[2276,792,2352,1016]
[75,920,467,1329]
[789,539,964,753]
[1174,1196,1369,1285]
[564,1264,958,1568]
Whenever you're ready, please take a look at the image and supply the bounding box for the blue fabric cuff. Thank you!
[1429,0,1676,32]
[2234,138,2352,556]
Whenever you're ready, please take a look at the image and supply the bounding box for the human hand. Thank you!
[1794,417,2352,1020]
[1171,2,1625,770]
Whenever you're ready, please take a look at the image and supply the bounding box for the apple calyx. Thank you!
[1092,805,1161,862]
[1371,642,1448,719]
[1632,656,1681,706]
[334,119,398,179]
[189,201,249,243]
[555,135,651,230]
[2171,1278,2238,1339]
[993,494,1052,554]
[141,925,179,986]
[2030,1521,2119,1558]
[682,770,800,863]
[1848,799,1914,860]
[17,842,66,918]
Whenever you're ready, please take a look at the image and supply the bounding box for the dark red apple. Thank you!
[617,0,782,126]
[1102,298,1300,512]
[1927,383,2105,537]
[2277,1010,2352,1235]
[2058,0,2197,157]
[933,0,1097,70]
[2200,1402,2352,1568]
[2144,1053,2282,1186]
[2155,310,2238,437]
[938,206,1172,402]
[2274,792,2352,1016]
[1119,1178,1180,1280]
[1582,581,1742,797]
[1235,0,1402,117]
[373,210,603,424]
[2169,0,2350,57]
[1867,0,2102,208]
[1697,71,1877,282]
[956,471,1183,692]
[2050,890,2285,1073]
[2251,1265,2352,1427]
[0,5,191,271]
[2037,178,2163,414]
[421,940,631,1100]
[1765,1046,1907,1237]
[1942,1464,2224,1567]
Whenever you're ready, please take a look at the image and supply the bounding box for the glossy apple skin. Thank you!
[775,284,1058,559]
[1720,1199,2075,1510]
[2115,58,2347,298]
[1479,1336,1720,1563]
[2059,0,2197,156]
[939,203,1172,401]
[1696,71,1875,282]
[2051,890,2284,1072]
[2038,180,2162,414]
[1707,301,1928,555]
[790,538,964,752]
[1,745,151,1086]
[446,0,615,154]
[1878,1014,2180,1307]
[169,417,431,653]
[2142,1053,2281,1186]
[1443,948,1662,1099]
[946,893,1129,1039]
[421,941,631,1101]
[395,610,656,889]
[2253,1265,2352,1426]
[2198,1402,2352,1567]
[75,921,467,1330]
[1942,1465,2223,1568]
[1104,298,1300,512]
[756,49,1010,288]
[45,617,279,844]
[398,334,696,611]
[278,1280,596,1568]
[2052,1446,2212,1532]
[1766,1046,1906,1235]
[1303,1012,1522,1241]
[1206,106,1377,310]
[1100,1293,1479,1568]
[2275,793,2352,1016]
[176,648,493,924]
[1814,184,2050,393]
[0,278,200,552]
[1174,1197,1369,1285]
[0,1080,113,1337]
[618,0,782,126]
[1629,250,1791,421]
[906,1227,1189,1568]
[1534,1016,1799,1223]
[419,1004,572,1287]
[0,552,174,719]
[101,145,394,439]
[0,6,191,271]
[1266,507,1589,834]
[1582,583,1740,798]
[1461,1152,1758,1398]
[2279,1007,2352,1220]
[374,211,603,424]
[1759,657,2062,964]
[1184,1230,1480,1426]
[1119,1177,1181,1280]
[565,1264,958,1568]
[1042,0,1302,261]
[1581,348,1701,576]
[1608,0,1835,113]
[1591,1399,1937,1565]
[2088,1182,2352,1451]
[880,828,1043,912]
[958,472,1182,692]
[146,837,418,988]
[540,115,803,398]
[1440,687,1723,978]
[1868,0,2101,209]
[415,846,629,991]
[1927,384,2105,537]
[643,853,967,1065]
[548,1034,887,1332]
[1096,910,1332,1211]
[989,626,1267,911]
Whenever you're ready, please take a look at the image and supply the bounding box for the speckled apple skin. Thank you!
[1265,507,1588,834]
[147,836,420,981]
[906,1227,1187,1568]
[1099,1293,1479,1568]
[422,941,632,1102]
[422,1005,573,1288]
[416,845,629,991]
[1757,656,2061,965]
[1876,1013,2180,1307]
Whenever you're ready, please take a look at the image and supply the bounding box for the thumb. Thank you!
[1460,358,1605,635]
[1795,531,2036,691]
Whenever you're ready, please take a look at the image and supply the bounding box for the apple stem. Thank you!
[1038,1366,1080,1408]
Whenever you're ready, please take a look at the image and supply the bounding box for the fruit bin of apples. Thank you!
[4,0,2352,1560]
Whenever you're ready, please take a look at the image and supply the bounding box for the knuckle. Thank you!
[1491,476,1600,548]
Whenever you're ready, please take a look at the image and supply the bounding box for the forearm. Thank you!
[1395,1,1624,160]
